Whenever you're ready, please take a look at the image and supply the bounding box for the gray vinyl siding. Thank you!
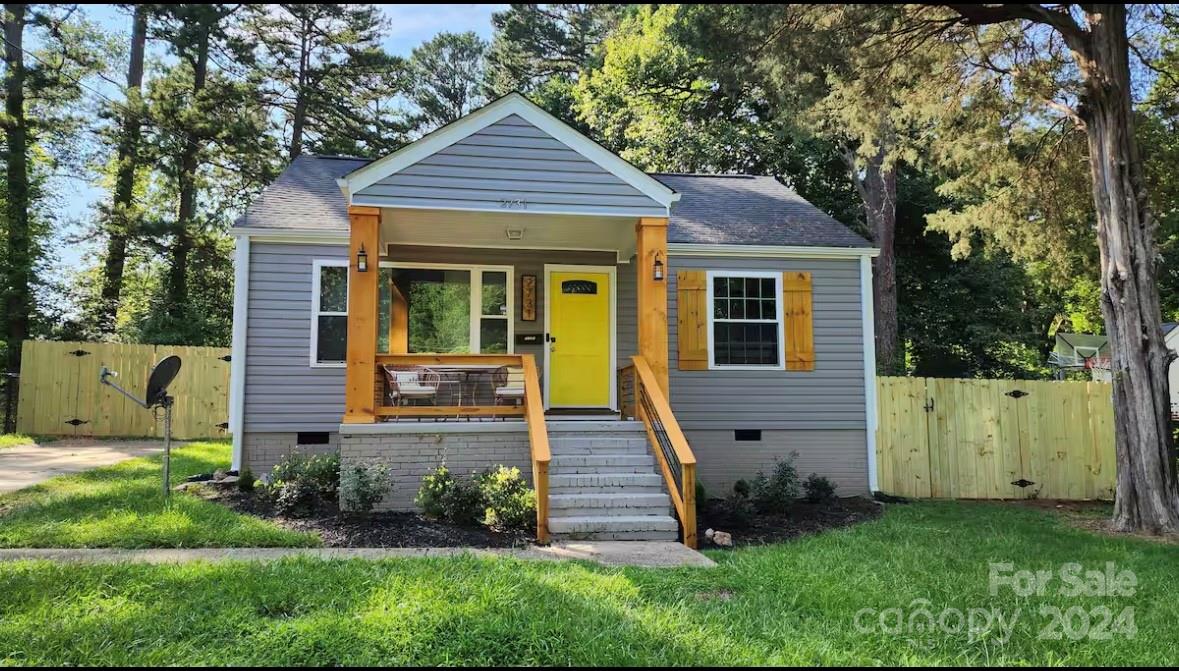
[667,255,867,431]
[353,115,666,217]
[244,242,348,432]
[242,242,638,432]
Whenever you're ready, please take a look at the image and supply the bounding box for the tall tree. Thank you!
[250,3,407,159]
[408,31,488,130]
[94,3,147,336]
[925,4,1179,532]
[1,3,29,432]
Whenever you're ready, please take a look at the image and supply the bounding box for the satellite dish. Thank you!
[145,356,182,408]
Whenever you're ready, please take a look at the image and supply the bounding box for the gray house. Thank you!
[229,93,879,547]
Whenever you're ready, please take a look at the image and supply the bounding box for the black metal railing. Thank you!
[638,381,682,493]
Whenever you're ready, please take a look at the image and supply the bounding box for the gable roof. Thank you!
[234,155,873,249]
[340,93,678,212]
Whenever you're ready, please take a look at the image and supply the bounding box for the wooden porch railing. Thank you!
[373,352,550,542]
[627,355,697,548]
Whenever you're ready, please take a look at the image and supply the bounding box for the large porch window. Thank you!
[379,264,513,355]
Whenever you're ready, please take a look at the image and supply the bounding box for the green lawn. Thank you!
[0,500,1175,665]
[0,441,317,549]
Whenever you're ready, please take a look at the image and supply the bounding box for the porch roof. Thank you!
[233,155,871,249]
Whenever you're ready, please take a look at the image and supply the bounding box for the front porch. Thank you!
[335,205,694,545]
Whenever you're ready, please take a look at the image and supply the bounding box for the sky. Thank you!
[52,3,506,278]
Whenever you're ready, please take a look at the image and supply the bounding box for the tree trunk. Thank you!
[166,25,210,323]
[2,4,28,433]
[287,19,309,159]
[96,5,147,336]
[855,149,900,374]
[1079,6,1179,533]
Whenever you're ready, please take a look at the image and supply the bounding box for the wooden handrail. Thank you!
[521,354,551,543]
[630,355,697,548]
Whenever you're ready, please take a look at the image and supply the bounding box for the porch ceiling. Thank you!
[378,207,637,262]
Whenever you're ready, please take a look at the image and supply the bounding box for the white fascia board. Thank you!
[232,228,349,244]
[339,93,678,210]
[668,243,880,259]
[860,255,879,493]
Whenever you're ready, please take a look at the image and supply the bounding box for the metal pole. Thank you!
[163,397,172,501]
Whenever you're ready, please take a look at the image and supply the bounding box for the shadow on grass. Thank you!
[0,441,317,549]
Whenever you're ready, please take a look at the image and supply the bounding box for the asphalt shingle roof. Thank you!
[235,155,872,249]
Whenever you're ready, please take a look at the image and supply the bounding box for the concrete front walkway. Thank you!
[0,439,164,494]
[0,541,716,568]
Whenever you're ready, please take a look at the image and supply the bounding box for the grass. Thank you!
[0,434,36,449]
[0,441,317,549]
[0,501,1176,665]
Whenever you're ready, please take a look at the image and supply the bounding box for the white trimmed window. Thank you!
[311,260,349,366]
[706,270,785,370]
[380,264,513,354]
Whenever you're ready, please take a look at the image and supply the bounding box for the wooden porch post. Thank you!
[344,206,381,423]
[636,217,669,395]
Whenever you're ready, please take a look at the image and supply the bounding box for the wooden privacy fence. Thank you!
[876,377,1116,501]
[16,340,231,440]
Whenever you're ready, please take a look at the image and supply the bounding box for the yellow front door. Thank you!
[548,270,611,407]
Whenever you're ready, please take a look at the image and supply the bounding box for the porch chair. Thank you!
[382,365,441,418]
[492,365,526,419]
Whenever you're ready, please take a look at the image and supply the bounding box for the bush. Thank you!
[750,453,801,514]
[717,492,755,528]
[272,478,319,517]
[238,467,256,493]
[340,462,391,514]
[264,452,341,516]
[733,479,751,499]
[416,465,484,526]
[476,466,535,530]
[803,473,837,503]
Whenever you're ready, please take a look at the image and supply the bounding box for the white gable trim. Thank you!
[338,93,679,210]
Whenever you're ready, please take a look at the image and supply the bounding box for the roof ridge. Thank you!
[650,172,761,179]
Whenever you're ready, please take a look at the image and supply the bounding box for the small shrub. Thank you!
[416,465,484,526]
[272,478,319,517]
[751,453,801,514]
[717,492,755,528]
[476,466,535,530]
[340,462,391,514]
[238,467,256,493]
[732,479,751,499]
[803,473,837,503]
[304,453,341,500]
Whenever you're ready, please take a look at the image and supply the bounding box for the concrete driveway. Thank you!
[0,439,163,494]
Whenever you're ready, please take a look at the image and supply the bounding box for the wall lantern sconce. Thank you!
[357,244,369,273]
[653,251,665,281]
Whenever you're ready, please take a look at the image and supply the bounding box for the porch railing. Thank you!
[374,352,550,543]
[627,356,697,548]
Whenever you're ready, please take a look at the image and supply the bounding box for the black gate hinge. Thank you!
[1012,478,1035,488]
[219,354,232,362]
[65,418,89,427]
[68,349,90,357]
[216,422,229,430]
[1005,389,1029,399]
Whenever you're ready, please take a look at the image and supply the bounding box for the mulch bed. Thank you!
[695,496,883,549]
[193,485,534,549]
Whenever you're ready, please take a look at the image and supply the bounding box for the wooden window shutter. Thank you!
[676,270,708,370]
[783,271,815,371]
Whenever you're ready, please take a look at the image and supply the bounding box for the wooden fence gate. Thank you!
[16,340,231,440]
[876,377,1116,501]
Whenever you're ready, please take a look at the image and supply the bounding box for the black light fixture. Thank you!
[653,251,665,281]
[357,244,369,273]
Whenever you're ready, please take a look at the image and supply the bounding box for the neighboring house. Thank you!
[228,93,879,546]
[1165,323,1179,417]
[1050,332,1112,382]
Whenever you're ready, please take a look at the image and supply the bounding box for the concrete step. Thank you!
[545,420,644,433]
[549,440,650,456]
[548,514,680,538]
[549,492,671,513]
[549,473,663,490]
[550,454,656,474]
